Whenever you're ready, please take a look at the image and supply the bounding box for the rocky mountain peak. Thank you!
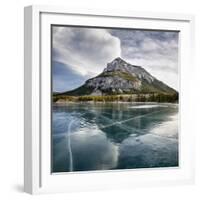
[110,57,126,64]
[104,57,154,83]
[104,57,130,73]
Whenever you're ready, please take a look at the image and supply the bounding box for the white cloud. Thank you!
[53,26,121,76]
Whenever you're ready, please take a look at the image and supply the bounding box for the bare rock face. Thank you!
[104,57,154,83]
[62,57,177,96]
[86,75,141,92]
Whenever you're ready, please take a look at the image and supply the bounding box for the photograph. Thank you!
[51,25,179,173]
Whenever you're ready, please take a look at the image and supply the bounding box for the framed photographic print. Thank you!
[24,5,195,194]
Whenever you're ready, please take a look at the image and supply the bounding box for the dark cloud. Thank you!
[110,30,178,60]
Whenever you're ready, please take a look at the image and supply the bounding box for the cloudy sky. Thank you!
[52,26,179,92]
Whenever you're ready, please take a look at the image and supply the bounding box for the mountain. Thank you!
[60,57,177,96]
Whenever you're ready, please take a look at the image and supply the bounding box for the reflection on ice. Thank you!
[53,126,119,172]
[52,103,178,172]
[71,128,119,171]
[150,114,178,139]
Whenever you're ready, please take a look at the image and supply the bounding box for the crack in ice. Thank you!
[66,111,88,172]
[67,119,74,172]
[100,109,166,129]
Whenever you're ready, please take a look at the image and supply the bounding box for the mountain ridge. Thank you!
[59,57,177,96]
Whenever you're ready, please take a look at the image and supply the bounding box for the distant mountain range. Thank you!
[59,57,177,96]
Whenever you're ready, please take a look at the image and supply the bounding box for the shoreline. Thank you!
[53,101,178,106]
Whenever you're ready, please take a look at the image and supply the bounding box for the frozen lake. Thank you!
[52,102,178,173]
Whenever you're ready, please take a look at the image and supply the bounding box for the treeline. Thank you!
[135,93,178,103]
[53,93,178,103]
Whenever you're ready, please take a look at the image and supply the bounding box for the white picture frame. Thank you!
[24,5,195,194]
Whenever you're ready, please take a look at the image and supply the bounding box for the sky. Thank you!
[52,26,179,92]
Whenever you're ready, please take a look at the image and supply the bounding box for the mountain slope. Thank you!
[61,57,177,96]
